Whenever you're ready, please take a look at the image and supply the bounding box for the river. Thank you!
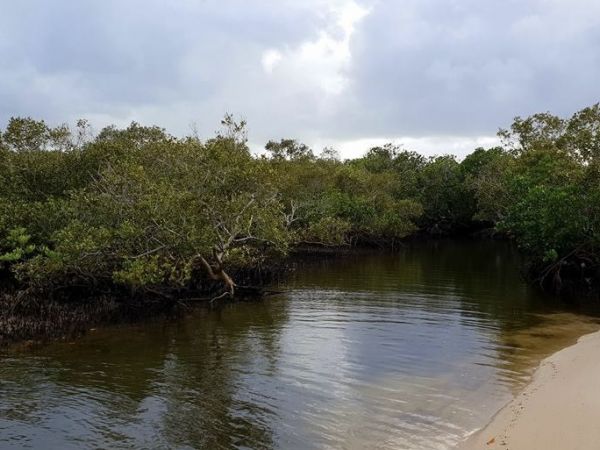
[1,240,599,449]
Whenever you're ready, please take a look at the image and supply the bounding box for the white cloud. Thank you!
[261,49,283,74]
[250,134,500,160]
[312,135,501,159]
[262,0,370,96]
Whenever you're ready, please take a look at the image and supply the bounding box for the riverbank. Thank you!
[1,238,597,348]
[459,329,600,450]
[0,290,182,347]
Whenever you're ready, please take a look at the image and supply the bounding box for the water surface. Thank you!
[1,240,599,449]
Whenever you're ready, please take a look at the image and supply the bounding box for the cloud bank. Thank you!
[1,0,599,157]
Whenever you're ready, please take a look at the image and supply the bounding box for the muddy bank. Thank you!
[0,260,292,347]
[0,291,180,347]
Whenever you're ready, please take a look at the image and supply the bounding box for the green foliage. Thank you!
[302,216,352,246]
[0,228,37,264]
[1,104,599,296]
[267,143,424,245]
[463,147,514,222]
[498,112,566,153]
[491,107,600,278]
[5,117,292,291]
[265,139,314,160]
[417,155,474,230]
[0,117,72,152]
[564,104,600,162]
[499,182,587,260]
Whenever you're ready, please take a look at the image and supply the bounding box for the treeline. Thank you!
[0,105,599,301]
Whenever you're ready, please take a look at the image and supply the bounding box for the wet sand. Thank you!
[459,329,600,450]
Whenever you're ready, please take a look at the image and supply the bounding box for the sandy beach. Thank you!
[459,329,600,450]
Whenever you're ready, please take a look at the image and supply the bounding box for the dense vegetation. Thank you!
[1,105,599,309]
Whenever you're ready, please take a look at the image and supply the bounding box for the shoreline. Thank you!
[458,329,600,450]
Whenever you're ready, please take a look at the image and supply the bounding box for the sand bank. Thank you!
[459,329,600,450]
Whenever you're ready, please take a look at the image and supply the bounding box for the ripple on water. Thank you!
[1,240,599,449]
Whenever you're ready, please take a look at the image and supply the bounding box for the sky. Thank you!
[1,0,599,158]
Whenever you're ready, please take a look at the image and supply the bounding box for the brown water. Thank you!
[1,240,599,449]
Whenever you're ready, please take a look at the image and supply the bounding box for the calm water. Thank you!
[1,240,599,449]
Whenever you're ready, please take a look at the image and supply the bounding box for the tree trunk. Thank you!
[197,248,236,297]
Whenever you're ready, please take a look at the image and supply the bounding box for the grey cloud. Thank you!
[0,1,322,121]
[0,0,599,156]
[341,0,600,139]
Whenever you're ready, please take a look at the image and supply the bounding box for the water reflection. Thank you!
[1,240,598,449]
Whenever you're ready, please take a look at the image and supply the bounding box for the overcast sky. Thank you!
[1,0,599,158]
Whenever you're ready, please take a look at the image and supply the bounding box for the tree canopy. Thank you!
[1,104,599,299]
